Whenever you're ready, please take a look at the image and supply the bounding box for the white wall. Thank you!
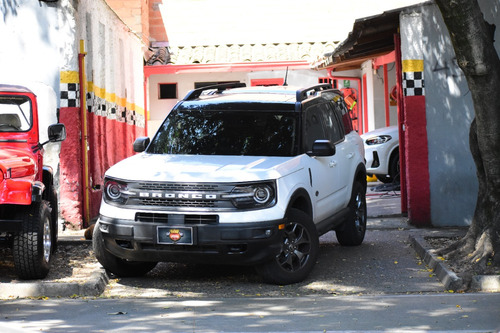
[0,0,64,179]
[372,63,398,128]
[77,0,145,118]
[0,1,60,89]
[147,68,329,136]
[404,2,500,226]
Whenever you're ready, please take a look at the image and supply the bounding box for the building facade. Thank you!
[316,0,499,227]
[0,0,147,229]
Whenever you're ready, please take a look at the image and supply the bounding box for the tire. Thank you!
[12,201,53,279]
[92,222,157,277]
[255,208,319,285]
[45,186,59,253]
[376,151,400,184]
[336,181,367,246]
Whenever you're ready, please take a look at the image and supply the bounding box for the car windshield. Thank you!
[0,95,32,132]
[148,109,298,156]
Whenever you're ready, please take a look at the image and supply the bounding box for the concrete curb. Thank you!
[0,269,108,299]
[409,235,500,292]
[0,238,109,299]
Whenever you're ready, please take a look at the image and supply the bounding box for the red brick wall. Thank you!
[149,0,168,42]
[107,0,151,45]
[59,106,145,229]
[403,95,431,226]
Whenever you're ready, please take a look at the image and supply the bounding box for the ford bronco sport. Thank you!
[93,83,366,284]
[0,84,66,279]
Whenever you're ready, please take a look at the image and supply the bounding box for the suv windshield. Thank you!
[148,109,298,156]
[0,95,32,132]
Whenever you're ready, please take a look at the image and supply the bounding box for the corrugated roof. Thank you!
[146,42,338,66]
[313,8,402,71]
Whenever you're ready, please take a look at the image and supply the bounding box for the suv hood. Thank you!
[106,153,304,183]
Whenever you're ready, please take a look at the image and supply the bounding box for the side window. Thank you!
[331,94,354,134]
[304,105,326,151]
[321,103,344,144]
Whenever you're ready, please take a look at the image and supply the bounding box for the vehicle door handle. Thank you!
[347,153,354,159]
[329,160,337,168]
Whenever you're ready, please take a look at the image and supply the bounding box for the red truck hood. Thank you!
[0,147,37,179]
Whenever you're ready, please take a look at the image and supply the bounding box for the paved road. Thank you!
[1,293,499,332]
[102,223,446,298]
[3,185,498,332]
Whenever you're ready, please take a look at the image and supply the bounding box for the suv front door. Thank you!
[304,102,347,221]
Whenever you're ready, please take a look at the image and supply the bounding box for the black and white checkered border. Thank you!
[403,72,425,96]
[60,83,79,108]
[86,91,145,127]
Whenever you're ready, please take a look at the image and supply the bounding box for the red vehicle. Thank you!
[0,84,66,279]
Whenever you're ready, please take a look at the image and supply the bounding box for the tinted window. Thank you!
[331,94,353,133]
[148,110,298,156]
[321,103,344,144]
[304,103,344,151]
[304,105,326,152]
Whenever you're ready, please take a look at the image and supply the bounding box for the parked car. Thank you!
[93,83,367,285]
[0,84,66,279]
[360,125,400,184]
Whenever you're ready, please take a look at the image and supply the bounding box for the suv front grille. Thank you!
[135,212,218,224]
[124,182,236,211]
[137,182,219,192]
[136,198,217,208]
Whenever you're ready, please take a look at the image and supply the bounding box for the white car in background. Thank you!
[360,125,400,184]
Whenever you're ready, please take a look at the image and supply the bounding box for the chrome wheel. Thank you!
[43,215,52,263]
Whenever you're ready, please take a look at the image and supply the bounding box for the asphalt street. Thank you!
[1,182,499,332]
[1,293,499,332]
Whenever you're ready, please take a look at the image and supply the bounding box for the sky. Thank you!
[160,0,425,46]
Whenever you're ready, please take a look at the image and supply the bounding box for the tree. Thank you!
[434,0,500,288]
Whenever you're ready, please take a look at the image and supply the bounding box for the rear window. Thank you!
[148,110,299,157]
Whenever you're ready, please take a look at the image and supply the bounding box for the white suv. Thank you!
[93,83,367,285]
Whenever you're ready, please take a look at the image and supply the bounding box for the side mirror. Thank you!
[48,123,66,142]
[306,140,335,157]
[133,137,150,153]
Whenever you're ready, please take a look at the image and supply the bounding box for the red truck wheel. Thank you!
[12,201,53,280]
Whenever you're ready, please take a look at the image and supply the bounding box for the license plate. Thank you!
[157,226,193,245]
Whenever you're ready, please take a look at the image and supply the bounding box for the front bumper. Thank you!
[97,215,286,265]
[364,145,388,175]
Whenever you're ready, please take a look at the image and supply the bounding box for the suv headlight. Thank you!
[365,135,392,145]
[223,182,276,209]
[103,178,131,205]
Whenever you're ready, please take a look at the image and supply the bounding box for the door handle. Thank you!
[329,160,337,167]
[347,153,354,159]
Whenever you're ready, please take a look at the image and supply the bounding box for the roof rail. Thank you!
[184,82,247,101]
[296,83,332,102]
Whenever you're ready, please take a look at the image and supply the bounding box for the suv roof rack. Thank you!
[184,82,247,101]
[296,83,332,102]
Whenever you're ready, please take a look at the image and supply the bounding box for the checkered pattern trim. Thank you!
[60,83,79,107]
[403,72,425,96]
[86,91,145,128]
